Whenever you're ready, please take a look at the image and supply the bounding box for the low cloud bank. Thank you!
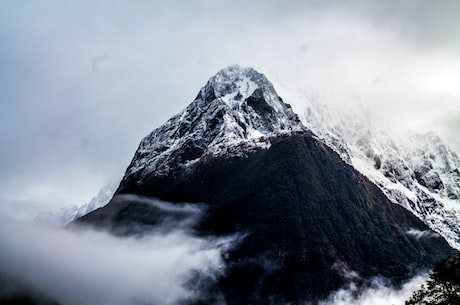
[320,274,429,305]
[0,196,433,305]
[0,200,233,305]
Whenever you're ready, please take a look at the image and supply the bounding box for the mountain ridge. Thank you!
[298,95,460,249]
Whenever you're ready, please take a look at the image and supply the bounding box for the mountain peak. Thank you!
[122,66,305,183]
[200,65,299,119]
[208,65,274,104]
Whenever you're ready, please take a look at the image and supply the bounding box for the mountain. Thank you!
[35,181,118,226]
[76,66,455,304]
[300,96,460,250]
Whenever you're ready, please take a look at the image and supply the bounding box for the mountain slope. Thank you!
[300,96,460,250]
[77,66,455,304]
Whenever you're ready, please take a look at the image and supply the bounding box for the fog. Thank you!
[0,195,436,305]
[0,214,432,305]
[0,200,233,305]
[320,274,429,305]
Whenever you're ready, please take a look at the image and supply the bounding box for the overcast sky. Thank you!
[1,0,460,218]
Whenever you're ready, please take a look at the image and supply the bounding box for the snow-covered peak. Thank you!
[211,66,260,103]
[209,65,287,113]
[200,65,301,125]
[123,66,304,182]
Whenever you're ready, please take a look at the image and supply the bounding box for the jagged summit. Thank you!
[123,66,304,183]
[197,65,302,135]
[207,65,289,112]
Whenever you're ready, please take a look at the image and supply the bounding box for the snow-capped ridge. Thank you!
[124,66,305,183]
[297,94,460,249]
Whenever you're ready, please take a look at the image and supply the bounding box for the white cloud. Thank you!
[320,274,429,305]
[406,228,440,240]
[0,203,233,305]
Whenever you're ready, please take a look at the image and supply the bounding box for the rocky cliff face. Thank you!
[77,66,455,304]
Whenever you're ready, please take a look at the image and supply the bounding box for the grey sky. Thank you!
[1,0,460,218]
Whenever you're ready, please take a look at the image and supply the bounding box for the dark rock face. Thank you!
[245,88,276,124]
[78,131,455,304]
